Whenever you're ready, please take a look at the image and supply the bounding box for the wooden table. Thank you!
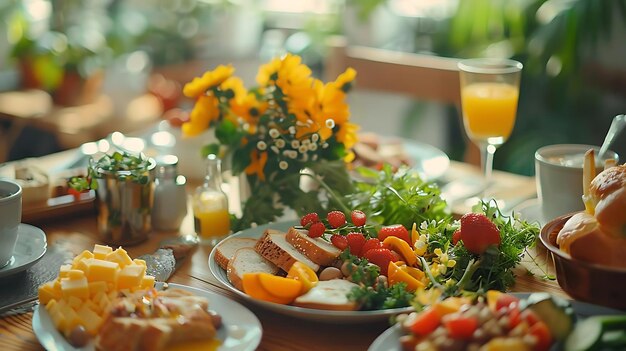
[0,151,564,351]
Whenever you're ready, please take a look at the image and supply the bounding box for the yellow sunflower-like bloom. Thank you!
[256,57,282,87]
[333,67,357,92]
[276,54,314,104]
[183,64,235,98]
[182,95,219,137]
[336,122,359,149]
[304,80,351,141]
[245,150,268,181]
[232,92,269,127]
[220,76,247,100]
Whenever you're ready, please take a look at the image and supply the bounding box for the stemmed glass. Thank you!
[458,59,523,185]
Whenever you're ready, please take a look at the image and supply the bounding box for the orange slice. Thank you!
[257,273,303,301]
[286,262,319,294]
[242,273,293,304]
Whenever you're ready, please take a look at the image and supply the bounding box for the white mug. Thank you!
[535,144,619,221]
[0,179,22,268]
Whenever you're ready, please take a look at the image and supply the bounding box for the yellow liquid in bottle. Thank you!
[194,208,231,238]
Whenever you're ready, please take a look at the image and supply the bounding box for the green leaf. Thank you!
[201,143,221,158]
[215,119,239,146]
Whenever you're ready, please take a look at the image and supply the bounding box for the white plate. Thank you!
[32,283,263,351]
[403,140,450,181]
[0,223,47,278]
[368,293,624,351]
[208,220,414,323]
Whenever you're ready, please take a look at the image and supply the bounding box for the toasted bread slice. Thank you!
[286,227,342,266]
[214,237,257,270]
[254,229,320,272]
[293,279,359,311]
[227,247,278,291]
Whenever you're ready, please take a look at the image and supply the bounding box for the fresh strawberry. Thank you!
[459,213,501,255]
[308,222,326,238]
[363,248,395,275]
[327,210,346,228]
[300,212,320,227]
[350,210,367,226]
[377,224,411,244]
[346,233,366,256]
[361,238,383,256]
[330,234,348,250]
[452,229,462,245]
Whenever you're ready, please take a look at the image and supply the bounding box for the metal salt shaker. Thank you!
[152,155,188,231]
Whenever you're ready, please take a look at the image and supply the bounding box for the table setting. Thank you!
[0,53,624,351]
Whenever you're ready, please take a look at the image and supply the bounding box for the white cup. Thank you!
[0,179,22,268]
[535,144,619,221]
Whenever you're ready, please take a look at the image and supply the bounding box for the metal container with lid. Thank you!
[152,155,188,231]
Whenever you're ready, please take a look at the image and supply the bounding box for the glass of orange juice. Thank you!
[458,58,523,182]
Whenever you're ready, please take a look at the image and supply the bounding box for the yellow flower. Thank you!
[336,122,359,149]
[333,67,357,91]
[182,95,219,137]
[245,150,268,181]
[220,76,247,100]
[256,57,282,87]
[183,64,235,98]
[232,92,269,127]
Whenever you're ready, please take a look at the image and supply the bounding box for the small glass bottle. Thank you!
[152,155,187,231]
[193,154,231,244]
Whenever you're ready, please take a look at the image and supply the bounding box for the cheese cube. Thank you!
[96,293,111,312]
[57,302,81,334]
[140,275,156,290]
[72,250,94,266]
[67,269,85,280]
[77,304,103,335]
[133,259,146,267]
[73,259,89,275]
[38,282,61,305]
[117,263,146,290]
[88,281,107,297]
[61,276,89,300]
[67,296,83,310]
[82,300,101,314]
[49,309,67,332]
[105,248,133,268]
[45,299,58,313]
[93,244,113,259]
[58,264,72,279]
[85,258,119,283]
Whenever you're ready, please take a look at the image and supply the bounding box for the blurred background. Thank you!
[0,0,625,176]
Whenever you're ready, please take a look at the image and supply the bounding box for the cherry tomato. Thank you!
[495,294,520,311]
[528,320,552,351]
[443,314,478,340]
[409,307,441,336]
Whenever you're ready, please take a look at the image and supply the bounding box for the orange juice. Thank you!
[194,208,231,238]
[461,82,519,144]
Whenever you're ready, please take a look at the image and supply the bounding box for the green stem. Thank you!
[300,172,351,215]
[419,256,445,290]
[455,258,479,291]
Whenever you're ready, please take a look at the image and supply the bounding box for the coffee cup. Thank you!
[535,144,619,221]
[0,179,22,268]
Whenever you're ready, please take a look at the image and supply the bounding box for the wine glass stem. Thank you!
[480,143,496,183]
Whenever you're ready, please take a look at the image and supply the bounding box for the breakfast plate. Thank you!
[0,223,47,279]
[513,198,549,227]
[367,293,624,351]
[208,220,414,323]
[403,140,450,181]
[32,283,263,351]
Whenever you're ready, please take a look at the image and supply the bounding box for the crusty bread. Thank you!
[227,247,278,291]
[254,229,320,272]
[286,227,342,266]
[214,237,257,270]
[293,279,359,311]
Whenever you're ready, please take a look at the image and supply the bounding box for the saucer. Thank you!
[512,199,549,227]
[0,224,47,279]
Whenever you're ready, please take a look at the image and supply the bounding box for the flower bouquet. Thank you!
[182,54,359,231]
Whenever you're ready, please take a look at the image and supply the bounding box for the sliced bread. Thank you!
[286,227,342,266]
[254,229,320,272]
[292,279,359,311]
[227,247,279,291]
[214,237,258,270]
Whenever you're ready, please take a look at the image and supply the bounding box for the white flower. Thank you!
[312,154,318,161]
[291,140,300,148]
[257,141,267,150]
[288,126,296,134]
[283,150,297,159]
[275,139,285,148]
[308,143,318,151]
[302,139,310,147]
[325,119,335,128]
[322,143,329,149]
[258,126,267,134]
[298,145,308,154]
[243,123,250,132]
[279,161,288,170]
[301,153,309,162]
[269,129,280,138]
[271,146,279,154]
[311,133,319,142]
